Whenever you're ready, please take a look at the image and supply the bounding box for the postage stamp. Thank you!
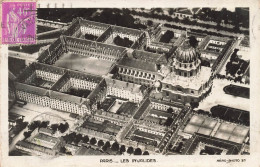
[1,2,36,44]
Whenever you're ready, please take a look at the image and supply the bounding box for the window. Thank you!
[166,92,169,96]
[191,90,194,94]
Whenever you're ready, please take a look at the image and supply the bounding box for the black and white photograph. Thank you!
[1,0,260,166]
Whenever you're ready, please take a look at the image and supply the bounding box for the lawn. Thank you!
[54,52,114,75]
[224,84,249,99]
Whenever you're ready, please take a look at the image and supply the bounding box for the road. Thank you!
[129,8,249,31]
[133,15,242,37]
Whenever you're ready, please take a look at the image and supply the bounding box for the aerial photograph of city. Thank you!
[8,7,250,156]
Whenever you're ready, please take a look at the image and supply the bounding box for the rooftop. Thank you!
[182,133,242,155]
[162,66,212,90]
[105,78,145,94]
[75,146,108,155]
[132,50,168,65]
[183,114,218,136]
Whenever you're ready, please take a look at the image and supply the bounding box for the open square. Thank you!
[54,52,114,75]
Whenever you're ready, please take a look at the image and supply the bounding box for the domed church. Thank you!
[158,38,213,103]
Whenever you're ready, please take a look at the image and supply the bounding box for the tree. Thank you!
[134,148,142,155]
[40,121,49,128]
[147,20,153,26]
[90,138,97,145]
[189,36,198,48]
[23,131,31,139]
[104,141,111,148]
[174,17,179,23]
[58,122,69,133]
[82,135,89,143]
[111,142,120,151]
[120,145,126,154]
[60,146,66,153]
[167,107,174,113]
[164,117,174,126]
[127,147,134,155]
[98,140,104,147]
[74,134,83,144]
[190,102,199,108]
[143,151,149,155]
[168,8,174,15]
[50,124,59,132]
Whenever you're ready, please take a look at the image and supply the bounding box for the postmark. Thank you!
[1,2,36,44]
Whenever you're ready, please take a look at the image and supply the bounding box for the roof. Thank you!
[75,146,108,155]
[39,128,54,135]
[16,140,55,155]
[117,57,158,72]
[105,78,145,94]
[175,40,199,63]
[191,8,201,14]
[116,102,137,116]
[176,8,193,15]
[149,109,172,118]
[133,98,151,119]
[80,19,110,29]
[240,35,249,47]
[15,82,48,96]
[9,113,24,122]
[86,79,106,106]
[51,70,103,91]
[132,50,168,64]
[150,98,184,108]
[34,133,60,144]
[111,25,143,37]
[64,36,127,53]
[49,90,87,105]
[16,62,66,83]
[182,133,243,155]
[210,35,230,43]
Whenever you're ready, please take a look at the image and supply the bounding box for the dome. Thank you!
[175,39,199,63]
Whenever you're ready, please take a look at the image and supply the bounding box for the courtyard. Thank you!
[54,52,114,75]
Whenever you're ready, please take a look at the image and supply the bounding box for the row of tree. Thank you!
[113,35,134,48]
[164,23,235,38]
[24,120,69,139]
[225,49,249,78]
[61,132,149,155]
